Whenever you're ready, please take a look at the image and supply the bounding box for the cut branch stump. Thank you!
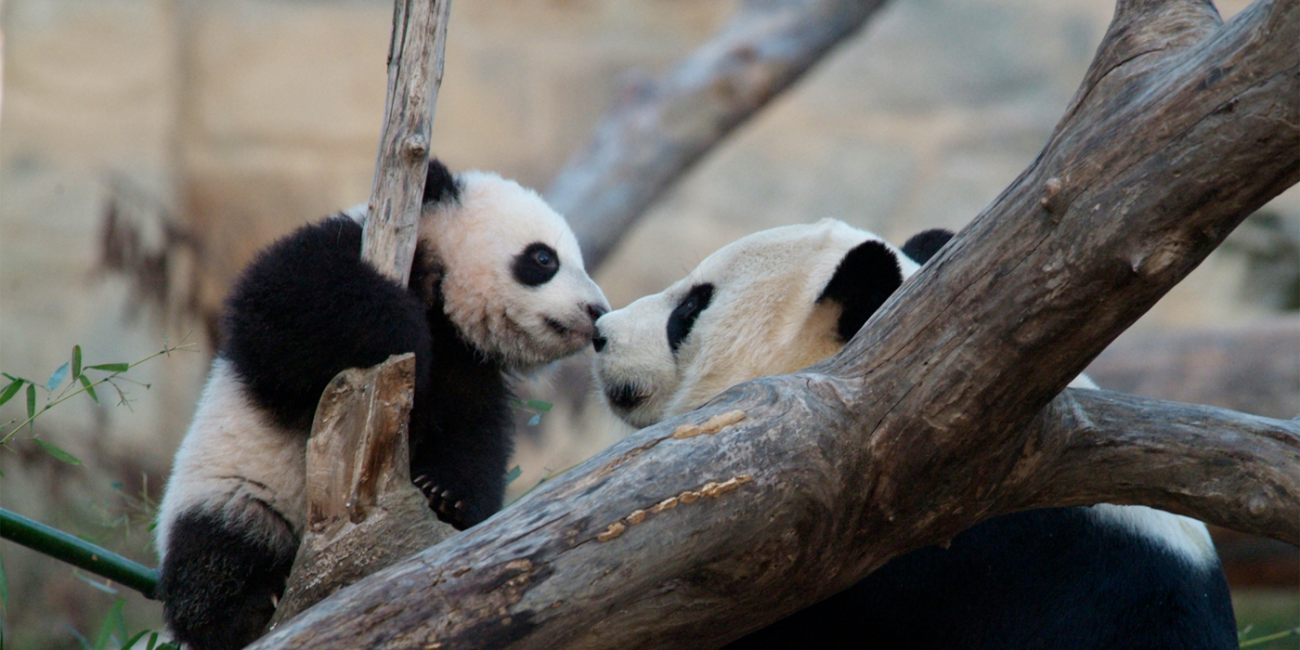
[270,354,453,626]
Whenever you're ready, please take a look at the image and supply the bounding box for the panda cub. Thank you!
[155,160,609,650]
[592,220,1236,649]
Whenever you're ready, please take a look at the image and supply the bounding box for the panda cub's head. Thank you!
[351,160,609,369]
[592,219,949,428]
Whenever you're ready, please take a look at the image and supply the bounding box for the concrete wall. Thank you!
[1,0,1295,644]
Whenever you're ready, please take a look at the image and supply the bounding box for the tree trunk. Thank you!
[249,0,1299,647]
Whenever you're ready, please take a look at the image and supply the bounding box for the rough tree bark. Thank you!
[546,0,892,270]
[265,0,458,628]
[249,0,1299,648]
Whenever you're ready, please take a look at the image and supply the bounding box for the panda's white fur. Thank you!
[592,220,1234,649]
[156,162,608,650]
[421,171,602,368]
[596,220,916,428]
[155,358,303,566]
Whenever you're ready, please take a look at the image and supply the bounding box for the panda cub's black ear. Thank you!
[817,240,904,344]
[901,228,955,264]
[423,158,461,205]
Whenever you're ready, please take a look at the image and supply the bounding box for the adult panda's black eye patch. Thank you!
[513,242,561,286]
[667,283,714,353]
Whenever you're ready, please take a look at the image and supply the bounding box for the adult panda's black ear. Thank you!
[901,228,955,264]
[817,240,904,343]
[423,158,461,205]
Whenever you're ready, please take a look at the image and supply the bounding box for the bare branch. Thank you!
[547,0,891,270]
[363,0,452,285]
[268,0,457,628]
[1005,388,1300,538]
[249,0,1298,647]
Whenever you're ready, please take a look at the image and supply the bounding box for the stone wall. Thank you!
[1,0,1295,644]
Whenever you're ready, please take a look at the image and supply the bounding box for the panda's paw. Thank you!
[414,473,468,530]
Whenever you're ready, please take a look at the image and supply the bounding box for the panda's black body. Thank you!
[727,507,1236,649]
[593,222,1236,650]
[156,161,607,650]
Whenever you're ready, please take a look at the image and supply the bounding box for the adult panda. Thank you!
[592,219,1236,649]
[155,160,609,650]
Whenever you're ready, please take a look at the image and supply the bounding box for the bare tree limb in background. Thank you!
[248,0,1299,647]
[547,0,892,270]
[1087,316,1300,419]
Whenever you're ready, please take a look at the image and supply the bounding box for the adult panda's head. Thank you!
[352,160,610,370]
[592,219,951,428]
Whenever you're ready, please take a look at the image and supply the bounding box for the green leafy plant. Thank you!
[510,398,553,427]
[0,339,193,647]
[0,337,195,465]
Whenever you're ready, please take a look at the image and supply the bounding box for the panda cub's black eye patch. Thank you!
[667,283,714,353]
[513,243,561,287]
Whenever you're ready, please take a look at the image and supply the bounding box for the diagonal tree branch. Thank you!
[249,0,1298,647]
[547,0,892,270]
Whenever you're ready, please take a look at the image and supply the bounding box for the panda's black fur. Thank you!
[217,202,512,527]
[156,161,605,650]
[723,229,1237,650]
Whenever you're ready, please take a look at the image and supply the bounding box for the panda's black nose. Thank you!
[592,326,608,353]
[586,303,609,323]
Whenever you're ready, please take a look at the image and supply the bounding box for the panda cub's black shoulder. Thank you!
[220,216,435,433]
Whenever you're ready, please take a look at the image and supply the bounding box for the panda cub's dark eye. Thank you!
[667,283,714,353]
[513,242,561,287]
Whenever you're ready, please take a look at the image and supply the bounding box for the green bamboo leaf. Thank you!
[73,570,119,595]
[0,550,9,614]
[0,379,23,407]
[120,630,151,650]
[71,345,83,381]
[87,363,130,373]
[47,363,70,391]
[92,597,127,650]
[525,399,553,412]
[25,385,36,424]
[79,375,100,404]
[504,465,522,485]
[33,437,83,466]
[145,632,160,650]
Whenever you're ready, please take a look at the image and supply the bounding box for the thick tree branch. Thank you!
[1004,388,1300,536]
[547,0,891,270]
[250,0,1298,647]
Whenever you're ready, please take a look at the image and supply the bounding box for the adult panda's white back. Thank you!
[591,221,1235,649]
